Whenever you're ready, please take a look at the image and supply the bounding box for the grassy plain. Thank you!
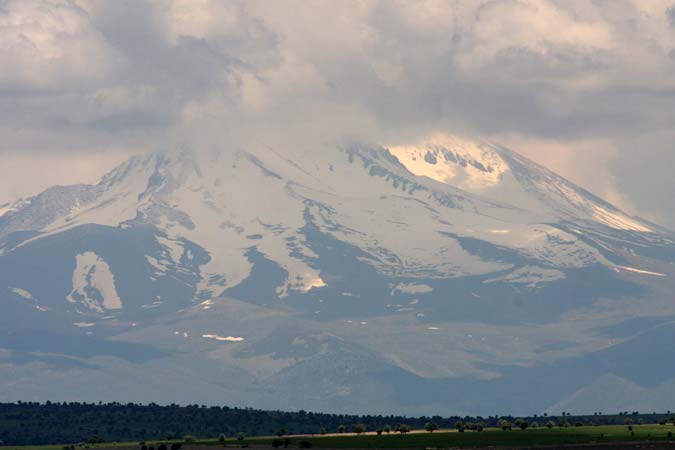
[7,425,675,450]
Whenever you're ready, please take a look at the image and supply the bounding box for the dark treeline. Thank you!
[0,401,673,446]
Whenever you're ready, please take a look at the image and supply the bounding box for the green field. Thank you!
[6,424,675,450]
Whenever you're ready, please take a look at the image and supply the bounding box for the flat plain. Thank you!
[7,425,675,450]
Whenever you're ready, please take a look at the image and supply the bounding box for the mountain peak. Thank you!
[1,136,673,414]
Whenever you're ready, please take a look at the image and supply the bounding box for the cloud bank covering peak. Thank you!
[1,0,675,226]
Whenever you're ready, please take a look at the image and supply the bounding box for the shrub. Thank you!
[354,424,366,435]
[546,421,555,429]
[218,434,226,443]
[338,425,345,434]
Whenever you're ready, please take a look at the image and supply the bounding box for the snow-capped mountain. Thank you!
[1,134,674,415]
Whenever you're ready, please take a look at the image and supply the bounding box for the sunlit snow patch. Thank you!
[616,266,667,277]
[11,287,33,300]
[591,205,652,232]
[200,300,214,310]
[202,334,244,342]
[388,134,508,190]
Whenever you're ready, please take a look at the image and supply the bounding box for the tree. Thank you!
[425,422,439,433]
[319,427,326,435]
[276,428,287,437]
[338,425,346,434]
[515,419,528,430]
[498,420,511,431]
[183,436,195,444]
[455,421,465,433]
[218,434,226,443]
[376,428,383,436]
[546,421,555,429]
[383,425,391,434]
[397,424,410,434]
[236,433,246,442]
[353,424,366,435]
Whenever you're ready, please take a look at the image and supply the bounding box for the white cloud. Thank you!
[0,0,117,90]
[1,0,675,226]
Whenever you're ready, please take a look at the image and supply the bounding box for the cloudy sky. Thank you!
[2,0,675,227]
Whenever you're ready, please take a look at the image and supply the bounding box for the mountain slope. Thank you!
[1,134,674,415]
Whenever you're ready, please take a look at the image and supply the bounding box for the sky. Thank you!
[1,0,675,227]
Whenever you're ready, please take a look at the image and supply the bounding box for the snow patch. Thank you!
[591,205,652,233]
[484,266,566,288]
[388,134,509,190]
[66,252,122,313]
[617,266,667,277]
[202,334,244,342]
[392,282,433,295]
[277,275,326,297]
[11,288,33,300]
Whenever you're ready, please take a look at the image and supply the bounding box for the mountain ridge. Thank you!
[1,134,674,415]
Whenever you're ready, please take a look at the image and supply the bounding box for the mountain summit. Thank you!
[1,134,674,414]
